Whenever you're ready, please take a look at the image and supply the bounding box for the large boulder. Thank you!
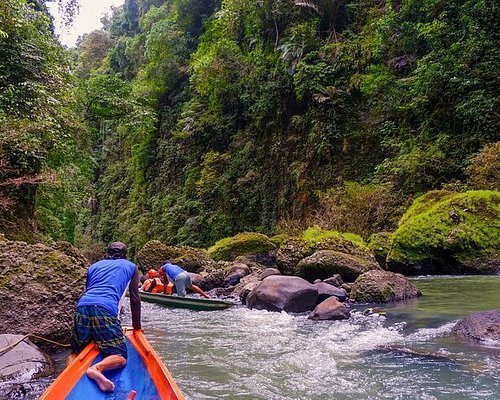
[296,250,380,283]
[246,275,318,313]
[387,190,500,275]
[207,232,276,261]
[135,240,181,273]
[350,270,421,303]
[172,246,213,273]
[0,238,87,349]
[276,227,377,276]
[452,309,500,345]
[308,297,350,321]
[313,282,348,303]
[0,335,53,382]
[224,263,251,286]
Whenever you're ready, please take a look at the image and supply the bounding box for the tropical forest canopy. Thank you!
[0,0,498,254]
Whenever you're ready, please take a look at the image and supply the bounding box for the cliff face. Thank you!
[0,236,88,350]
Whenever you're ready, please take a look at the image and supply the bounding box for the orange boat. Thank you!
[39,329,184,400]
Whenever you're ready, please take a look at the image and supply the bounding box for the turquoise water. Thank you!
[18,276,500,399]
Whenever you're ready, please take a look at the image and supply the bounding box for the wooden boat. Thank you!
[39,329,184,400]
[139,291,234,311]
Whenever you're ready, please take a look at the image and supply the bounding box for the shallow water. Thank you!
[14,275,500,399]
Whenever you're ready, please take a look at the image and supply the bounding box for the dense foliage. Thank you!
[0,0,91,242]
[1,0,498,251]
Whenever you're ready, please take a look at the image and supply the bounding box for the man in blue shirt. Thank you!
[159,261,210,298]
[68,242,141,392]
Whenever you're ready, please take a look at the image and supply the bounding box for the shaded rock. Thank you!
[246,275,318,313]
[275,238,315,275]
[296,250,380,283]
[308,297,350,321]
[51,241,88,266]
[238,271,262,305]
[0,335,53,382]
[324,274,343,287]
[452,309,500,345]
[341,283,352,293]
[0,239,87,350]
[135,240,181,273]
[224,263,251,286]
[368,232,392,268]
[258,268,281,280]
[207,232,276,261]
[313,282,348,303]
[350,270,421,303]
[387,190,500,275]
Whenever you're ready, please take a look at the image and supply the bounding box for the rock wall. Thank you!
[0,238,87,350]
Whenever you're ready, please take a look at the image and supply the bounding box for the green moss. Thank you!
[301,226,368,249]
[270,234,291,247]
[207,232,276,261]
[388,190,500,264]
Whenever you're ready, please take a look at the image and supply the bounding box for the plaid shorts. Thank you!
[70,305,127,359]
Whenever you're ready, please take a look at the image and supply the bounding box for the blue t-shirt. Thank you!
[162,263,185,283]
[78,258,137,317]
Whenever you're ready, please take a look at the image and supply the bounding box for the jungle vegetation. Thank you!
[0,0,498,254]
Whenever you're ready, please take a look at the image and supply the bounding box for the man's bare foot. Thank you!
[86,366,115,392]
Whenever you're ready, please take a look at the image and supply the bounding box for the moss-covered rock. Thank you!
[350,270,421,303]
[0,239,87,349]
[172,246,213,272]
[296,250,380,283]
[368,232,393,268]
[135,240,182,273]
[276,227,377,275]
[387,190,500,274]
[207,232,276,261]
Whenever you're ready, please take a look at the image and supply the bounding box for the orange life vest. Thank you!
[141,278,174,294]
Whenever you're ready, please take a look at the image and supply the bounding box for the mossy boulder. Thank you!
[368,232,392,268]
[276,227,377,275]
[207,232,276,261]
[172,246,213,272]
[350,270,421,303]
[134,240,182,273]
[0,239,87,349]
[296,250,380,283]
[387,190,500,275]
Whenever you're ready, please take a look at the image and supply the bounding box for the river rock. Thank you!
[224,263,251,286]
[308,297,350,321]
[323,274,343,287]
[172,246,214,272]
[296,250,380,283]
[207,232,276,261]
[134,240,181,273]
[0,239,87,350]
[350,270,421,303]
[313,282,348,303]
[0,334,54,382]
[258,268,281,280]
[246,275,318,313]
[452,309,500,345]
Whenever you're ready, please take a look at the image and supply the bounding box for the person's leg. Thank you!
[174,272,189,296]
[86,355,126,392]
[67,307,91,366]
[87,306,128,392]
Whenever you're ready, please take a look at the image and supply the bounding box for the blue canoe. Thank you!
[39,329,184,400]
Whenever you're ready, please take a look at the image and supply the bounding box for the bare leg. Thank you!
[191,284,210,299]
[66,352,77,366]
[86,355,126,392]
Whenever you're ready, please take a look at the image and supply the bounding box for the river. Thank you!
[16,276,500,399]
